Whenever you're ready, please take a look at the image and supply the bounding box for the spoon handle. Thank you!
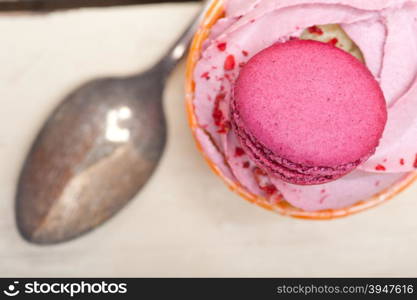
[157,0,213,76]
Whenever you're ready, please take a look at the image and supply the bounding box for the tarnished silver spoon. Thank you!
[16,1,211,244]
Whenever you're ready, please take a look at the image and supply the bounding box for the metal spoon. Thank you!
[16,1,211,244]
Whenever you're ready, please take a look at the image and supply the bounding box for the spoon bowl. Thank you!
[16,1,211,244]
[17,71,165,243]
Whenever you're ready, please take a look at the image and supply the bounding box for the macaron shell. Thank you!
[233,40,387,168]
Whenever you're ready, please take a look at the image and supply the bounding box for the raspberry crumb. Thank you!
[200,72,210,80]
[224,73,234,82]
[212,108,223,127]
[242,50,249,56]
[414,154,417,168]
[212,93,225,127]
[253,167,267,176]
[400,158,405,166]
[261,184,277,195]
[375,164,386,171]
[217,42,227,51]
[234,147,245,157]
[328,38,338,46]
[242,161,250,168]
[217,120,230,134]
[308,25,323,35]
[224,55,236,70]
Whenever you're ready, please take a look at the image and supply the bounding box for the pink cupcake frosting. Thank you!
[192,0,417,211]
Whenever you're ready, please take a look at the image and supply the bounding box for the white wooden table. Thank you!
[1,3,417,277]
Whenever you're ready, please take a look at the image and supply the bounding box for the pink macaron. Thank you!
[231,39,387,185]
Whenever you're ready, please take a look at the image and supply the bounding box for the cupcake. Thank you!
[186,0,417,219]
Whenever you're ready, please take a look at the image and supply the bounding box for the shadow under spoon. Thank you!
[16,1,211,244]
